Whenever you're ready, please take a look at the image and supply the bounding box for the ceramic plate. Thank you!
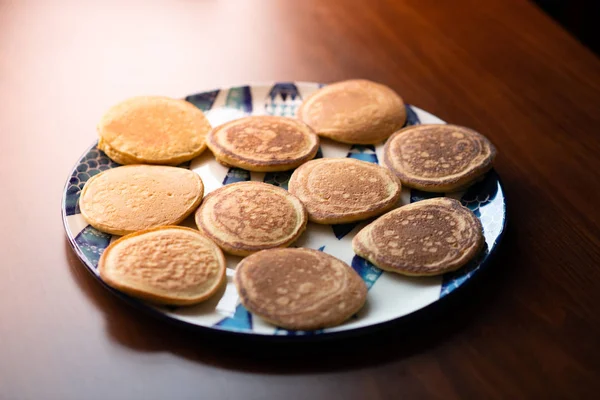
[62,82,506,337]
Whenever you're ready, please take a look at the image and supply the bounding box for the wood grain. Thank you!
[1,0,599,399]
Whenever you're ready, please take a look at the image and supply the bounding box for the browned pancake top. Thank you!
[102,228,223,293]
[310,165,390,205]
[385,125,495,184]
[297,80,406,144]
[353,198,483,275]
[288,158,401,220]
[208,116,318,165]
[196,182,306,251]
[235,248,367,329]
[302,87,378,128]
[99,226,225,305]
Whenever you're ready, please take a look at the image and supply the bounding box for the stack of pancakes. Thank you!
[79,80,497,330]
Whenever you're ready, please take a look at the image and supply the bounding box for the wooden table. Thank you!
[1,0,599,398]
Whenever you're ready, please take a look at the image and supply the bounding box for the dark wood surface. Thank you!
[532,0,600,54]
[1,0,599,399]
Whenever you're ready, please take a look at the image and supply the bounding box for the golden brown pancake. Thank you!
[79,165,204,235]
[97,138,140,165]
[234,248,367,330]
[99,226,226,306]
[353,198,483,276]
[207,116,319,172]
[297,79,406,144]
[288,158,402,224]
[195,182,307,256]
[97,96,211,165]
[383,124,496,192]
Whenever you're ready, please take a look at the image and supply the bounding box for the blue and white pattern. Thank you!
[347,144,378,164]
[351,256,384,290]
[74,225,112,268]
[62,82,506,337]
[222,168,250,185]
[185,89,220,111]
[215,304,253,331]
[405,104,421,126]
[265,82,302,117]
[225,86,252,113]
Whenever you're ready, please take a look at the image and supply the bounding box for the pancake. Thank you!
[99,226,226,306]
[352,198,483,276]
[383,124,496,192]
[288,158,402,224]
[207,115,319,172]
[234,248,367,330]
[195,182,307,256]
[79,165,204,235]
[97,96,211,165]
[297,79,406,144]
[97,138,138,165]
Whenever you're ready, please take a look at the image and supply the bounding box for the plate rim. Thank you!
[61,81,507,340]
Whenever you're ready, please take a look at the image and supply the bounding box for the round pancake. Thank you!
[234,248,367,330]
[97,96,211,165]
[383,124,496,192]
[207,116,319,172]
[79,165,204,235]
[99,226,226,306]
[297,79,406,144]
[195,182,307,256]
[352,198,483,276]
[288,158,402,224]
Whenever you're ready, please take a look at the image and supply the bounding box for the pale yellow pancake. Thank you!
[207,116,319,172]
[195,182,307,256]
[383,124,496,192]
[99,226,226,306]
[97,138,139,165]
[297,79,406,144]
[234,248,367,330]
[79,165,204,235]
[97,96,211,165]
[288,158,402,224]
[353,198,484,276]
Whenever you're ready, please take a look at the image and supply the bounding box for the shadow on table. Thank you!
[65,221,518,374]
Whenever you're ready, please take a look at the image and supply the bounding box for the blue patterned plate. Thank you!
[62,82,506,337]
